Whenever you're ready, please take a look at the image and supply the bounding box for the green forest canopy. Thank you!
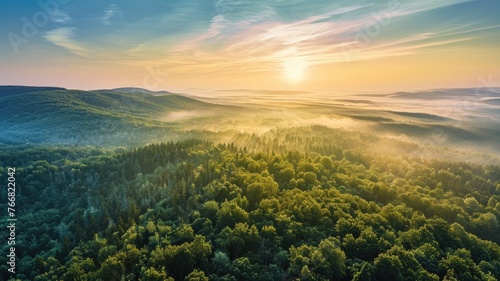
[0,126,499,280]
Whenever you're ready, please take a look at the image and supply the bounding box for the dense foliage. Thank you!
[1,127,499,280]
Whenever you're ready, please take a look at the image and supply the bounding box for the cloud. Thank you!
[102,4,121,25]
[50,10,71,23]
[205,15,226,38]
[43,28,88,56]
[390,0,473,17]
[173,5,276,51]
[163,0,482,77]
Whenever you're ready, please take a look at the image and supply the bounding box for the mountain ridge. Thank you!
[1,86,499,151]
[0,87,217,145]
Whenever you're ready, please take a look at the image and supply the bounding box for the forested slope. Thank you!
[1,127,499,280]
[0,87,219,145]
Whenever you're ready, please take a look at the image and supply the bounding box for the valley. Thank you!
[0,86,499,280]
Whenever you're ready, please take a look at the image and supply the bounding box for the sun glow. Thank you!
[284,57,308,82]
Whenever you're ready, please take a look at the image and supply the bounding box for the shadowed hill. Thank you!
[101,87,174,95]
[0,88,218,145]
[1,86,499,152]
[0,85,66,96]
[484,98,500,106]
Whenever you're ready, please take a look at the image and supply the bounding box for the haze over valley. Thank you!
[1,0,500,280]
[2,85,499,164]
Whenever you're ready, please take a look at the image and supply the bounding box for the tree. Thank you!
[185,269,209,281]
[316,237,346,280]
[217,223,260,259]
[289,238,346,281]
[373,253,405,280]
[140,266,173,281]
[217,200,249,228]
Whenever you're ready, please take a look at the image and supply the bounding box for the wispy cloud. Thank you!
[43,28,88,56]
[389,0,473,17]
[102,4,121,25]
[163,0,483,77]
[50,10,71,23]
[4,0,497,91]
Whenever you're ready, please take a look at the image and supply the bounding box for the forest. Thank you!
[3,0,500,278]
[1,126,499,280]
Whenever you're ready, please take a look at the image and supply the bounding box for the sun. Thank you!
[284,57,307,82]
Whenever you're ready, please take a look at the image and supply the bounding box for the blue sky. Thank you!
[1,0,499,92]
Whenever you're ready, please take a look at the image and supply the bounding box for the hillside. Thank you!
[2,86,500,153]
[0,85,66,97]
[0,87,222,145]
[1,86,500,280]
[1,132,499,280]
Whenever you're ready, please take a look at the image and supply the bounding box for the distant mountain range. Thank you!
[0,86,218,145]
[0,85,67,96]
[101,87,174,96]
[1,85,499,150]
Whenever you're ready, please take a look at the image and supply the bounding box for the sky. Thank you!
[0,0,499,94]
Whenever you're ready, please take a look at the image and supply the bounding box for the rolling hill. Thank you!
[0,86,223,145]
[1,86,500,280]
[1,86,499,153]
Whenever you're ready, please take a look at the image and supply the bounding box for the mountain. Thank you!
[1,86,500,280]
[0,85,66,96]
[104,87,174,95]
[1,86,499,152]
[0,86,221,145]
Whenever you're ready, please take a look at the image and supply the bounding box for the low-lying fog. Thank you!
[170,88,500,163]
